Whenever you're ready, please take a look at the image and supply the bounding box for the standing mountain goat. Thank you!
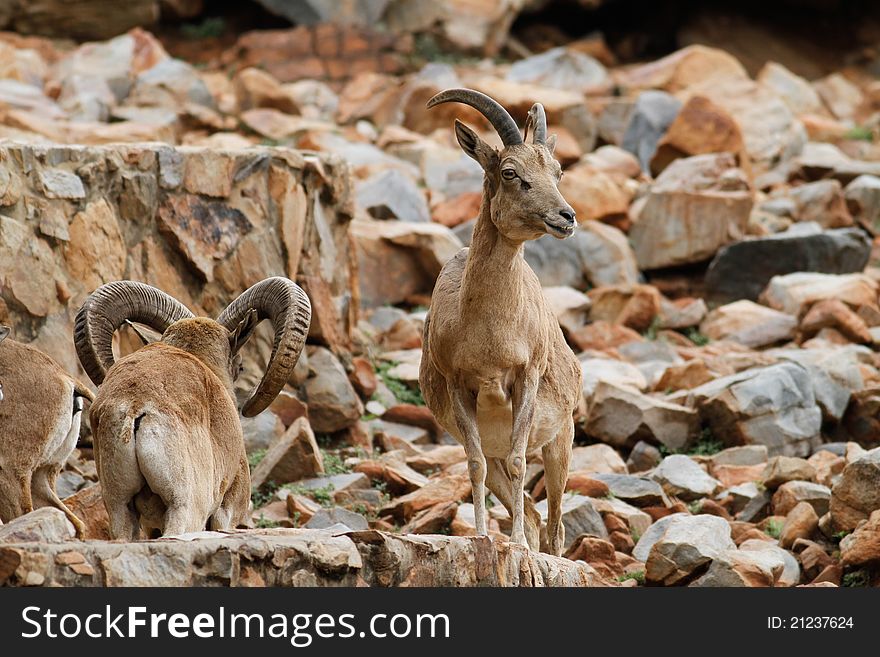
[419,89,582,555]
[0,325,93,536]
[74,277,311,539]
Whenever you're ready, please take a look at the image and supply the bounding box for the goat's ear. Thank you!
[228,309,259,355]
[0,325,8,344]
[454,119,496,171]
[124,320,160,346]
[545,133,557,155]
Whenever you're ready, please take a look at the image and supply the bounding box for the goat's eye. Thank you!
[501,169,517,180]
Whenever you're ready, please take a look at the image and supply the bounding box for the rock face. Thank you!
[0,529,609,587]
[700,300,797,348]
[705,225,871,304]
[0,143,355,379]
[629,153,752,270]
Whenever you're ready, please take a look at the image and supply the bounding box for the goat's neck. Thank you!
[461,188,525,313]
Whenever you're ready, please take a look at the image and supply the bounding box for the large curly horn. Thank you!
[528,102,547,145]
[427,88,523,147]
[217,277,311,418]
[74,281,194,386]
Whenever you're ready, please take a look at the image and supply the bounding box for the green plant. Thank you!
[844,125,874,142]
[376,360,425,406]
[283,482,336,507]
[833,530,852,543]
[254,514,280,529]
[687,500,702,514]
[251,480,279,509]
[180,16,226,39]
[248,448,267,470]
[685,327,710,346]
[764,518,784,540]
[617,571,645,585]
[643,316,662,341]
[687,429,724,456]
[321,449,351,475]
[842,570,870,587]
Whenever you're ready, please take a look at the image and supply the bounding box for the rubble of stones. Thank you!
[3,13,880,587]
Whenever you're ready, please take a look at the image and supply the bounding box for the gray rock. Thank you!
[634,513,736,585]
[0,507,75,544]
[734,487,771,522]
[651,455,721,501]
[507,47,609,92]
[711,445,769,467]
[368,419,430,445]
[240,410,285,454]
[569,443,628,475]
[296,473,371,494]
[761,456,816,489]
[356,169,430,223]
[622,90,682,172]
[256,0,390,27]
[592,473,669,507]
[689,548,784,587]
[597,98,636,146]
[305,507,370,531]
[687,362,822,457]
[627,441,663,473]
[39,169,86,200]
[773,481,831,516]
[771,344,868,422]
[303,347,364,433]
[367,306,409,333]
[55,471,86,500]
[129,58,215,109]
[523,220,640,289]
[585,381,699,453]
[739,538,801,586]
[251,418,324,488]
[536,494,608,549]
[705,224,871,304]
[845,174,880,232]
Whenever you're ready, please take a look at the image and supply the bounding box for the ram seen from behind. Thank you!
[419,89,582,556]
[0,324,93,536]
[74,277,311,539]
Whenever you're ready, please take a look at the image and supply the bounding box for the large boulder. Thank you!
[699,300,797,348]
[629,153,753,270]
[705,224,871,304]
[760,272,878,316]
[633,513,736,585]
[830,447,880,532]
[686,362,822,457]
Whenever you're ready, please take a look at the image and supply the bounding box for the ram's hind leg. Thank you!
[31,466,86,538]
[485,457,540,551]
[542,421,573,556]
[212,457,251,530]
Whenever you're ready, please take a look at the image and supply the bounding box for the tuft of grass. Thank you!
[833,530,852,543]
[376,360,425,406]
[617,571,645,585]
[321,449,351,476]
[764,518,784,540]
[284,482,336,507]
[844,125,874,142]
[685,327,711,346]
[251,480,279,509]
[181,16,226,39]
[842,570,870,587]
[248,448,267,470]
[661,428,724,457]
[254,514,280,529]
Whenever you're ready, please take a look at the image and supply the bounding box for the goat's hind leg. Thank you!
[31,466,86,538]
[450,386,488,536]
[485,457,540,550]
[542,421,573,556]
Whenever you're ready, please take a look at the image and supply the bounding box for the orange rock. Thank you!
[569,320,644,352]
[800,298,872,344]
[651,95,748,176]
[382,404,443,440]
[654,359,713,392]
[710,463,766,488]
[558,165,630,224]
[63,484,109,541]
[588,284,662,332]
[349,356,378,398]
[563,536,624,578]
[431,192,481,228]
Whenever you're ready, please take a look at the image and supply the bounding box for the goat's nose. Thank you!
[559,208,576,224]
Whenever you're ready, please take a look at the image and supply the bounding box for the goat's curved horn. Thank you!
[217,277,311,418]
[427,88,523,147]
[528,103,547,145]
[74,281,195,386]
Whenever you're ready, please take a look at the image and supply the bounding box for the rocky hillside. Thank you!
[2,4,880,587]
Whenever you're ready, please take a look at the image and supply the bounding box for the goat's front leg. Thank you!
[450,385,487,536]
[508,370,539,548]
